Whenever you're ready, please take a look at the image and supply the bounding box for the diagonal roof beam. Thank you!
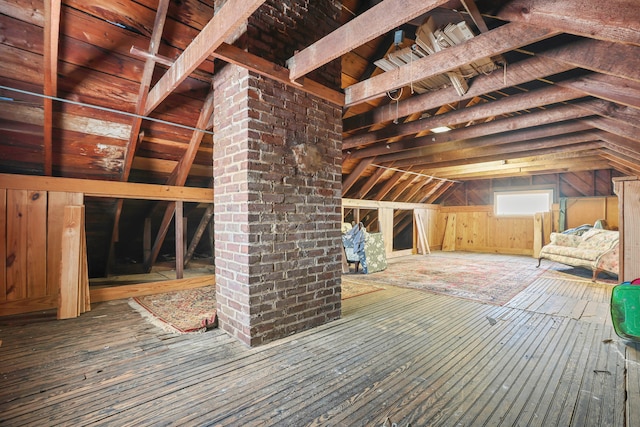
[43,0,61,176]
[396,135,603,170]
[538,39,640,83]
[123,0,171,182]
[497,0,640,46]
[343,55,572,132]
[374,171,404,201]
[106,0,171,276]
[344,80,584,149]
[376,120,595,166]
[350,101,597,159]
[556,74,640,109]
[287,0,450,81]
[344,23,558,107]
[144,0,266,115]
[343,157,375,196]
[144,89,215,272]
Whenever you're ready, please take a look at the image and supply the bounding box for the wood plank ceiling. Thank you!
[1,0,639,211]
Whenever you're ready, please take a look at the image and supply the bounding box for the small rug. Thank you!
[129,285,217,334]
[341,278,384,299]
[344,252,548,306]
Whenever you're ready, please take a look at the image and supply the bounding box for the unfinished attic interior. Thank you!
[1,0,640,424]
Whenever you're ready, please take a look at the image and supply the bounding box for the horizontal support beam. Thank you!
[342,198,438,210]
[0,174,213,203]
[90,275,215,303]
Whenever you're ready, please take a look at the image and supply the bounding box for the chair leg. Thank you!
[355,261,359,273]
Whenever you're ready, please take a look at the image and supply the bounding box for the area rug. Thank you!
[341,278,384,299]
[344,252,548,305]
[129,285,217,334]
[130,280,384,333]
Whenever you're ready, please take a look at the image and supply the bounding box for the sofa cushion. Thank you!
[577,229,618,251]
[549,232,582,247]
[540,244,602,262]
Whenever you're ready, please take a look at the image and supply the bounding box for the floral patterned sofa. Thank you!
[537,228,619,280]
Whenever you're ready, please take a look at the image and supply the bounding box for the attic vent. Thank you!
[375,17,498,96]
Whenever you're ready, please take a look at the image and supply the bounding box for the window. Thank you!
[494,189,553,216]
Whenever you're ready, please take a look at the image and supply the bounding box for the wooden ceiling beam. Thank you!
[596,131,640,160]
[423,180,456,204]
[373,171,405,201]
[0,173,213,202]
[287,0,449,81]
[344,23,558,107]
[343,55,572,133]
[350,101,596,160]
[213,43,344,106]
[142,88,215,272]
[583,117,640,143]
[122,0,170,183]
[342,157,375,196]
[393,134,602,170]
[573,100,640,127]
[344,82,585,149]
[539,39,640,83]
[427,157,610,180]
[598,150,640,175]
[144,0,266,115]
[342,82,584,150]
[352,165,388,199]
[106,0,171,275]
[43,0,61,176]
[557,74,640,109]
[376,120,595,165]
[497,0,640,46]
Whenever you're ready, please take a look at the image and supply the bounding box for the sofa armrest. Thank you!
[549,232,583,247]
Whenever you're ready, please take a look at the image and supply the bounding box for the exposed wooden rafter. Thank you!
[497,0,640,46]
[344,23,559,107]
[144,0,266,115]
[287,0,450,81]
[43,0,61,176]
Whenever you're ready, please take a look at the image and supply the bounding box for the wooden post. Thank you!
[184,204,214,266]
[533,212,543,258]
[143,217,151,262]
[175,201,184,279]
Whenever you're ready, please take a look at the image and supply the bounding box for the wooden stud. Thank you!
[185,204,214,267]
[175,201,184,280]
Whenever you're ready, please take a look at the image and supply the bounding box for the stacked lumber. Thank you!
[58,205,90,319]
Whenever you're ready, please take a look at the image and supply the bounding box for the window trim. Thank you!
[493,188,554,217]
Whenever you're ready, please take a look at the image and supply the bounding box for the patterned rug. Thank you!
[130,280,384,333]
[129,285,217,334]
[341,278,384,299]
[345,252,549,305]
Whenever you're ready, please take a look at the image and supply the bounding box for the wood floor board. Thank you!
[413,312,557,426]
[0,253,632,427]
[289,305,518,427]
[48,289,444,425]
[116,291,470,426]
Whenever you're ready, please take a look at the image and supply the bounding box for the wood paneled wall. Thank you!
[436,206,546,256]
[0,189,83,316]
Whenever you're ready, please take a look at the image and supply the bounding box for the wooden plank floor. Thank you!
[0,254,638,426]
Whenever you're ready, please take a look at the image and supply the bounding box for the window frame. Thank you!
[493,188,554,217]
